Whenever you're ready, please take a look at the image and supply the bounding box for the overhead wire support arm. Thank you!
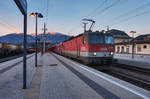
[82,18,95,32]
[82,22,88,33]
[89,20,95,31]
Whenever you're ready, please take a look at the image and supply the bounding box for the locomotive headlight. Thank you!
[110,52,113,55]
[93,52,97,56]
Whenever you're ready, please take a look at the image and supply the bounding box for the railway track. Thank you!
[100,63,150,91]
[0,52,34,63]
[0,54,23,63]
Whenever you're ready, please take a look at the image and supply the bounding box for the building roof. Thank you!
[115,34,150,45]
[115,40,150,45]
[134,34,150,40]
[106,29,131,39]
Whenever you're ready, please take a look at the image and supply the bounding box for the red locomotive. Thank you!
[53,19,115,65]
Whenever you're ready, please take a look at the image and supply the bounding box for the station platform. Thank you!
[0,53,38,99]
[114,53,150,70]
[25,53,150,99]
[0,53,150,99]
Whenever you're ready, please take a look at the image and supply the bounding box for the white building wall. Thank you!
[115,43,150,55]
[136,44,150,54]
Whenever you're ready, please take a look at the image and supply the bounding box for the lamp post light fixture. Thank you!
[130,31,136,39]
[29,12,43,67]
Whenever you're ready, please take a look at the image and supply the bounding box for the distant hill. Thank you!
[36,32,71,43]
[0,33,35,45]
[0,32,71,45]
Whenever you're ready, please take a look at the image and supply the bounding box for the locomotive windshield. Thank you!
[105,35,114,44]
[88,33,105,44]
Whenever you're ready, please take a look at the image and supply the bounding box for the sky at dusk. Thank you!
[0,0,150,36]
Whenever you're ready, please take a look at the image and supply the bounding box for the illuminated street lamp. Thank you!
[130,31,136,38]
[30,12,43,67]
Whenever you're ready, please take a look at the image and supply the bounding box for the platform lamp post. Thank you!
[30,12,43,67]
[130,31,136,59]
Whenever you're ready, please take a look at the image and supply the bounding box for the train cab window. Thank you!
[83,37,86,44]
[88,34,104,44]
[105,35,114,44]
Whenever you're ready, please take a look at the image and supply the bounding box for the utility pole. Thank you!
[35,13,38,67]
[130,31,136,59]
[42,23,47,54]
[107,26,110,31]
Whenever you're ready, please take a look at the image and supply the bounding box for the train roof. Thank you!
[63,31,113,43]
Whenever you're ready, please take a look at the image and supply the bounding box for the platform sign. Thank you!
[14,0,27,15]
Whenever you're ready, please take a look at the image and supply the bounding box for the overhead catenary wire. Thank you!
[0,22,18,33]
[104,1,150,25]
[84,0,108,18]
[0,19,21,33]
[110,9,150,26]
[67,0,122,34]
[91,0,121,18]
[67,0,109,34]
[45,0,50,26]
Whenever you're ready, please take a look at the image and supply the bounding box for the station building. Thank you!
[106,29,131,43]
[115,34,150,55]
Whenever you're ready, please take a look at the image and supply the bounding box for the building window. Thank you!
[126,47,129,53]
[117,46,120,53]
[137,45,142,52]
[143,45,147,49]
[121,46,124,53]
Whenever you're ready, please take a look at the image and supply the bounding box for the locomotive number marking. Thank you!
[81,47,86,51]
[101,48,107,51]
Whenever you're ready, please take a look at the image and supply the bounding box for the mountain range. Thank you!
[0,32,71,45]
